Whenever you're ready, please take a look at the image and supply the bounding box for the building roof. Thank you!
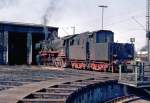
[0,21,58,33]
[62,30,114,40]
[62,34,78,40]
[0,21,58,29]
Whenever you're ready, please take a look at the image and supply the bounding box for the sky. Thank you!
[0,0,146,51]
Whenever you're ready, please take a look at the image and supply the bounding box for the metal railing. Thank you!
[119,62,150,88]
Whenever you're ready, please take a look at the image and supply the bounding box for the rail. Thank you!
[105,94,136,103]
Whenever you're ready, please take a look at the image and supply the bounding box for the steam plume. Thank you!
[42,0,59,40]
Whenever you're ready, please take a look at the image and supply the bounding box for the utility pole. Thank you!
[146,0,150,61]
[130,38,135,60]
[98,5,108,30]
[71,26,75,35]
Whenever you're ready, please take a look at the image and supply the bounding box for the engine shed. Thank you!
[0,21,58,65]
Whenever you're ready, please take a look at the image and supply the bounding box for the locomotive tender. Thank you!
[38,30,134,72]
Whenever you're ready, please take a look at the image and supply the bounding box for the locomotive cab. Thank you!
[95,30,114,43]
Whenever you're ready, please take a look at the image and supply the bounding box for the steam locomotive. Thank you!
[36,30,134,72]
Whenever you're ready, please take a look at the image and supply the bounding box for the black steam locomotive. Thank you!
[37,30,134,72]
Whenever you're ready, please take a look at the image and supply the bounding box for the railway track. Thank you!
[0,65,118,103]
[105,95,137,103]
[0,66,93,92]
[18,78,115,103]
[105,95,150,103]
[1,66,148,103]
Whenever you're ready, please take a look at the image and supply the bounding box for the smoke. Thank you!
[42,0,62,40]
[42,0,60,25]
